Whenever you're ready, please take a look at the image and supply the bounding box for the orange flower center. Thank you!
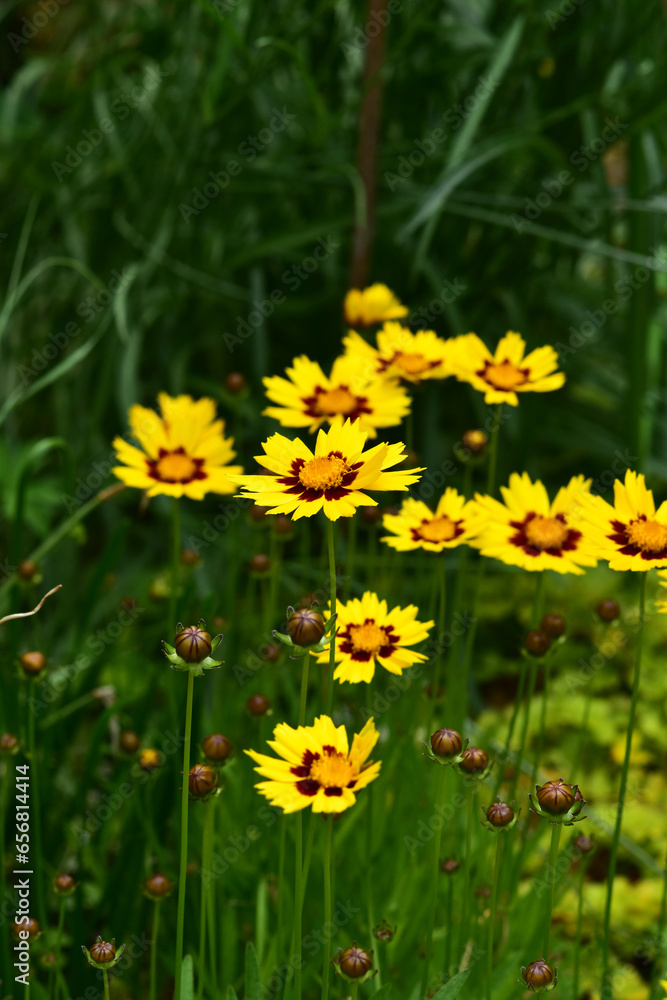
[155,450,198,483]
[298,455,349,491]
[626,518,667,553]
[309,751,355,788]
[525,515,569,550]
[348,621,386,654]
[395,352,430,375]
[316,387,358,416]
[484,360,528,390]
[418,516,458,543]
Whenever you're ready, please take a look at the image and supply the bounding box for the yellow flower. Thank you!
[468,473,596,575]
[315,591,433,684]
[229,418,423,521]
[343,284,408,327]
[112,393,242,499]
[343,322,452,383]
[262,354,410,438]
[445,330,565,406]
[579,470,667,572]
[245,715,381,813]
[381,488,479,552]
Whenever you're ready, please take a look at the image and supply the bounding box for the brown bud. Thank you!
[144,873,174,899]
[248,693,271,716]
[338,944,373,978]
[12,918,39,939]
[0,733,19,753]
[459,747,489,774]
[597,599,620,622]
[441,859,459,874]
[18,560,38,580]
[249,554,271,574]
[119,730,140,754]
[250,505,269,522]
[524,629,551,657]
[180,549,200,566]
[573,834,594,854]
[20,651,46,676]
[286,608,326,647]
[360,506,381,524]
[486,801,514,828]
[462,429,488,456]
[261,643,281,662]
[54,873,77,895]
[475,887,491,899]
[274,514,292,535]
[430,728,463,759]
[139,748,163,773]
[202,734,232,762]
[120,596,136,612]
[188,763,218,798]
[536,778,575,816]
[523,959,554,989]
[373,921,395,942]
[225,372,246,394]
[540,613,566,638]
[174,625,212,663]
[90,940,116,965]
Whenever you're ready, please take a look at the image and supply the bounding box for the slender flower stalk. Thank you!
[174,669,195,1000]
[427,558,447,734]
[55,898,66,1000]
[325,520,337,715]
[600,572,648,999]
[169,500,180,639]
[299,653,310,727]
[543,824,562,959]
[150,900,161,1000]
[294,809,304,1000]
[486,834,504,1000]
[322,816,334,1000]
[459,784,476,957]
[103,969,110,1000]
[197,801,215,1000]
[420,764,448,1000]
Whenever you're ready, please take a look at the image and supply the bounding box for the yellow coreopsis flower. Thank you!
[112,393,243,499]
[229,418,424,521]
[343,284,408,327]
[245,715,381,813]
[262,354,410,438]
[468,473,596,575]
[315,591,433,683]
[445,331,565,405]
[381,488,479,552]
[343,322,451,383]
[579,470,667,572]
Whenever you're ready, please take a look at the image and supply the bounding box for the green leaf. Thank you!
[244,941,263,1000]
[225,988,240,1000]
[429,969,470,1000]
[179,955,194,1000]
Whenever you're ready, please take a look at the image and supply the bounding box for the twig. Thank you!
[0,584,62,626]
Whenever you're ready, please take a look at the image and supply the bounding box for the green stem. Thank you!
[55,898,66,1000]
[343,515,358,601]
[174,669,195,1000]
[321,816,334,1000]
[427,558,447,735]
[531,657,551,787]
[421,765,448,1000]
[27,680,46,929]
[573,858,586,1000]
[462,459,473,501]
[365,686,380,991]
[299,653,310,727]
[600,572,648,1000]
[351,984,359,1000]
[325,519,338,717]
[444,871,454,980]
[459,784,476,961]
[486,834,504,1000]
[294,809,303,1000]
[150,901,161,1000]
[169,498,181,632]
[543,823,562,960]
[571,682,592,787]
[492,658,527,798]
[103,969,110,1000]
[509,659,538,801]
[485,405,502,496]
[277,816,287,982]
[197,802,214,1000]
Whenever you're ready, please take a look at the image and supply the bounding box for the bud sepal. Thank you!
[162,620,223,676]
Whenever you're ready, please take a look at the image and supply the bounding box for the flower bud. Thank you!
[248,694,271,716]
[0,733,19,754]
[249,553,271,575]
[139,748,163,773]
[361,506,381,524]
[274,514,292,535]
[338,945,374,978]
[540,613,566,638]
[225,372,246,394]
[250,505,269,522]
[430,728,463,759]
[188,763,218,799]
[286,608,326,648]
[574,834,594,854]
[54,873,77,896]
[202,733,232,762]
[89,940,116,965]
[597,598,620,622]
[144,873,174,900]
[20,651,46,676]
[524,630,550,657]
[523,959,554,989]
[261,643,281,662]
[373,920,395,943]
[462,429,488,455]
[441,859,459,874]
[18,560,38,580]
[486,801,514,828]
[536,778,575,816]
[180,549,201,566]
[459,747,489,774]
[174,625,212,663]
[12,918,39,939]
[119,730,140,754]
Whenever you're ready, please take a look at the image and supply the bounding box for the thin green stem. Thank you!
[299,653,310,727]
[150,901,161,1000]
[55,898,66,1000]
[277,816,287,981]
[294,809,303,1000]
[444,872,454,980]
[532,657,551,787]
[493,658,527,798]
[573,859,586,1000]
[169,498,181,632]
[485,405,502,496]
[486,834,504,1000]
[321,816,334,1000]
[325,519,337,717]
[174,669,195,1000]
[198,802,215,1000]
[531,572,546,628]
[343,515,358,601]
[459,784,476,961]
[351,984,359,1000]
[365,685,381,991]
[543,823,562,960]
[601,572,648,1000]
[427,557,447,735]
[103,969,110,1000]
[509,660,538,801]
[421,765,448,1000]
